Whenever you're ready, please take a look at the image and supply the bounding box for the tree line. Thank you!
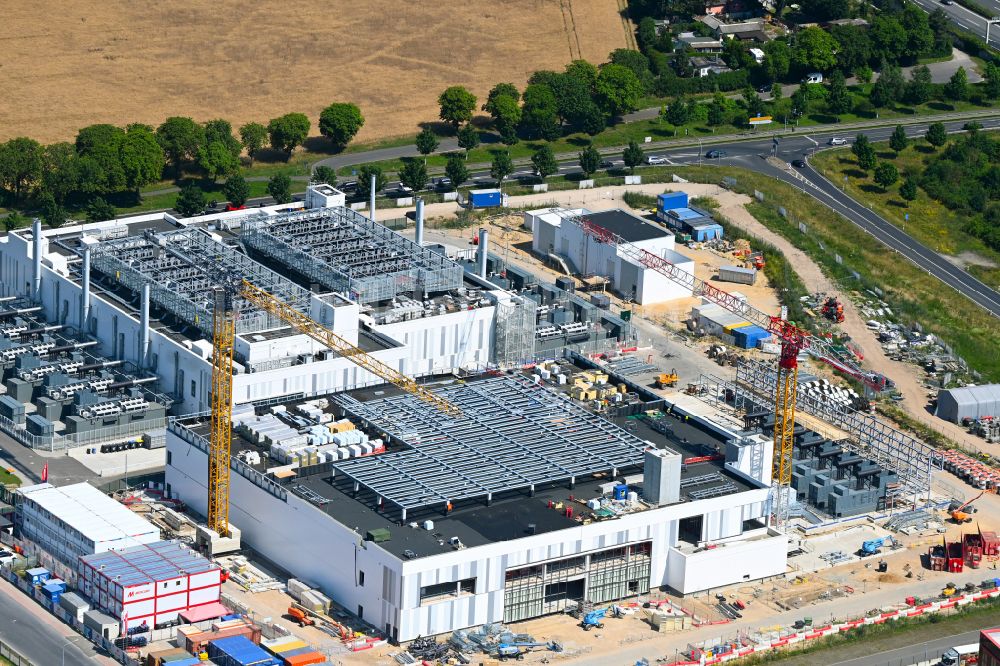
[0,103,364,229]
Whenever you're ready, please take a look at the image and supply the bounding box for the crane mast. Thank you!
[207,288,235,537]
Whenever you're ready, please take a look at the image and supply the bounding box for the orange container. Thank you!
[283,652,327,666]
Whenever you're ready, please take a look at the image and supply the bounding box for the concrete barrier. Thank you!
[350,202,367,211]
[533,184,548,192]
[443,192,459,202]
[624,175,642,185]
[395,197,414,207]
[578,179,594,189]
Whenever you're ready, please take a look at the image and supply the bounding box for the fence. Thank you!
[0,409,167,452]
[0,639,33,666]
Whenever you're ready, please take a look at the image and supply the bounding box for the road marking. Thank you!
[804,136,818,146]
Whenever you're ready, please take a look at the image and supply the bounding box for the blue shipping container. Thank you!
[26,567,50,585]
[658,192,688,211]
[733,325,771,349]
[690,223,724,242]
[468,189,502,208]
[208,636,279,666]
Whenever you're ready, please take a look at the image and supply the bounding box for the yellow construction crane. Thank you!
[206,280,463,535]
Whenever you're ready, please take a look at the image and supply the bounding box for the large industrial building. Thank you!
[525,207,695,306]
[165,368,786,641]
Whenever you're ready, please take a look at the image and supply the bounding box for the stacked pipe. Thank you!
[934,449,1000,490]
[799,378,869,412]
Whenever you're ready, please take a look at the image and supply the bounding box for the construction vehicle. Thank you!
[941,582,958,598]
[496,641,563,660]
[821,296,845,323]
[860,535,896,556]
[581,605,624,630]
[564,211,886,528]
[950,491,985,524]
[204,279,463,538]
[745,251,765,270]
[286,607,315,627]
[655,369,679,388]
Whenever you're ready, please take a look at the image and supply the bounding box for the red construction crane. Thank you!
[568,213,885,525]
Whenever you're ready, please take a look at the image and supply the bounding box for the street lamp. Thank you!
[988,17,1000,45]
[62,636,83,666]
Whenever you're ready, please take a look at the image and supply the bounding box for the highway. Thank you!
[0,580,106,665]
[910,0,1000,47]
[828,628,980,666]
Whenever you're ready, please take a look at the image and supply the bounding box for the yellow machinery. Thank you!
[655,370,679,388]
[206,280,464,534]
[207,289,235,536]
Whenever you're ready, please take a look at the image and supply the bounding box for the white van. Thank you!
[805,72,824,84]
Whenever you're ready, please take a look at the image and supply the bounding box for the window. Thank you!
[166,451,172,466]
[357,604,364,619]
[419,577,477,604]
[190,380,196,398]
[459,579,475,594]
[358,571,365,587]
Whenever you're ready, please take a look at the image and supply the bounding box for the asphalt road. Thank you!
[0,580,104,665]
[828,628,980,666]
[911,0,1000,47]
[434,117,1000,319]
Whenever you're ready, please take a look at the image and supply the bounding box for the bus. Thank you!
[941,643,979,666]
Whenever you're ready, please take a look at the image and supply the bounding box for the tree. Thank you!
[855,65,873,84]
[445,153,469,190]
[741,88,766,119]
[984,62,1000,100]
[576,102,607,136]
[197,140,239,182]
[565,59,599,89]
[791,84,810,118]
[791,27,839,73]
[762,40,791,82]
[174,184,205,217]
[804,0,849,21]
[490,95,522,144]
[873,162,899,190]
[223,173,251,208]
[623,140,644,173]
[438,86,477,127]
[357,165,387,200]
[579,145,601,177]
[42,143,80,204]
[456,124,480,157]
[38,192,68,228]
[204,119,242,162]
[595,64,644,116]
[549,73,593,128]
[75,124,127,194]
[708,92,728,126]
[771,83,783,100]
[311,165,337,185]
[900,5,934,59]
[520,84,561,140]
[871,17,907,64]
[826,71,851,116]
[906,65,933,105]
[925,122,947,149]
[899,179,918,204]
[3,211,28,232]
[319,103,364,147]
[852,134,876,171]
[415,128,440,161]
[490,151,513,186]
[871,63,904,108]
[399,159,428,192]
[85,197,115,223]
[121,124,166,195]
[531,144,558,181]
[239,122,268,165]
[267,173,293,204]
[609,48,652,85]
[830,25,871,74]
[0,137,44,200]
[889,125,909,153]
[723,38,754,71]
[155,117,204,174]
[483,83,521,115]
[267,113,310,157]
[945,66,968,102]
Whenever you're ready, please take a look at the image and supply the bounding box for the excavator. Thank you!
[950,491,986,524]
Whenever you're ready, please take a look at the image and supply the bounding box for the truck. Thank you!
[940,643,979,665]
[467,189,503,209]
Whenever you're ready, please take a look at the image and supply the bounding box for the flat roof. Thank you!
[17,483,159,545]
[668,207,707,221]
[585,209,670,243]
[80,539,216,587]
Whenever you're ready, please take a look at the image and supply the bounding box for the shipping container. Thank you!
[208,636,279,666]
[732,325,772,349]
[468,189,502,208]
[281,651,326,666]
[722,322,750,334]
[657,192,688,211]
[718,265,757,285]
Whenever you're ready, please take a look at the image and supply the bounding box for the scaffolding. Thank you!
[492,293,536,369]
[330,375,650,520]
[90,228,311,336]
[241,208,463,304]
[730,360,937,500]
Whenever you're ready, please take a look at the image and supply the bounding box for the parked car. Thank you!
[804,72,824,84]
[435,177,452,190]
[339,180,358,192]
[600,159,615,168]
[706,149,727,159]
[941,0,954,5]
[0,550,16,567]
[646,155,668,165]
[757,84,772,94]
[792,159,807,168]
[828,137,848,146]
[396,184,414,194]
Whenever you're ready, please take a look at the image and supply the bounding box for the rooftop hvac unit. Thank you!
[119,398,147,413]
[79,402,121,419]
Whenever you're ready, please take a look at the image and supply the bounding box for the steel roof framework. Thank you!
[90,229,311,336]
[331,376,651,519]
[241,207,463,304]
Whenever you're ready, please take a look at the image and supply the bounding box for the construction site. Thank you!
[0,184,998,666]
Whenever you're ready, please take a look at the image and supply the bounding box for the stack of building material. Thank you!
[286,579,331,614]
[262,636,326,666]
[145,648,200,666]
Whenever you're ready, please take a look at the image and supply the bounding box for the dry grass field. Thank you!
[1,1,631,145]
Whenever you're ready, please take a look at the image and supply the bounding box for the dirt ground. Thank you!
[1,1,630,144]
